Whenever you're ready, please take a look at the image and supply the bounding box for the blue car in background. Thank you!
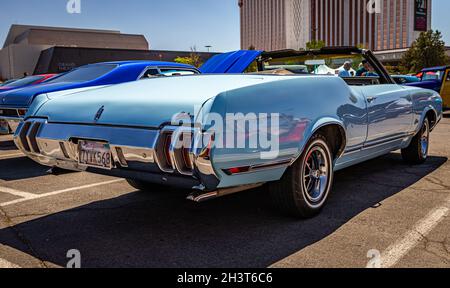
[405,66,450,110]
[0,61,199,134]
[391,75,420,85]
[0,74,57,93]
[200,50,263,73]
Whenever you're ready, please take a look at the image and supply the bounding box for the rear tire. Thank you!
[268,134,334,218]
[401,118,430,165]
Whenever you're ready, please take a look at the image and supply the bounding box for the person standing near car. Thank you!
[338,61,352,78]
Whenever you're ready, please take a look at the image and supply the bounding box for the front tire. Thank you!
[268,134,334,218]
[401,118,430,165]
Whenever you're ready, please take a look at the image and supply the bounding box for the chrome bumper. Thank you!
[1,117,22,134]
[0,108,26,134]
[14,119,220,190]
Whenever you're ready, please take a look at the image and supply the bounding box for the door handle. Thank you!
[366,96,377,103]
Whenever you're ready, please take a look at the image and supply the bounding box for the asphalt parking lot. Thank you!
[0,117,449,268]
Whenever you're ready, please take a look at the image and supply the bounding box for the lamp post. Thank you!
[205,45,212,52]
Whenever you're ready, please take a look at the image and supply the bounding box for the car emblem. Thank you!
[1,97,5,103]
[94,106,105,121]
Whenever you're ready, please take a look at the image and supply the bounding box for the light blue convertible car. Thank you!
[14,47,443,218]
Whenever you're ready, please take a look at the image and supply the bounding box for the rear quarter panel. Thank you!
[203,76,367,188]
[404,86,443,134]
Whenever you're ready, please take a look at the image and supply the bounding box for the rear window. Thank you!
[5,76,44,87]
[46,64,117,83]
[140,68,198,79]
[159,69,198,76]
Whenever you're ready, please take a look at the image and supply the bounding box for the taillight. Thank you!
[18,109,27,116]
[224,166,251,175]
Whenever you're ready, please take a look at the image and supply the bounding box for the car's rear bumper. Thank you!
[0,107,27,134]
[14,118,220,191]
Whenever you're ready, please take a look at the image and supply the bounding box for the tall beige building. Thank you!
[239,0,311,51]
[239,0,432,51]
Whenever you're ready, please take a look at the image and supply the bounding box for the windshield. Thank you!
[3,76,44,87]
[422,71,444,81]
[46,64,117,83]
[252,53,374,77]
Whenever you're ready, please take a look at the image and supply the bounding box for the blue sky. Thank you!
[0,0,449,52]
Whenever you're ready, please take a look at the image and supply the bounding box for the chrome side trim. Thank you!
[342,133,414,156]
[223,159,292,175]
[363,132,414,149]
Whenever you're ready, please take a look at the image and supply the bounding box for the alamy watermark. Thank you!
[65,0,380,16]
[171,108,282,160]
[66,0,81,14]
[66,249,81,268]
[367,0,382,14]
[366,249,381,268]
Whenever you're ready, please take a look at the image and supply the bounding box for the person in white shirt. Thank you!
[338,61,352,78]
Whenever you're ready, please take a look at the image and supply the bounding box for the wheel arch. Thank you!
[421,106,439,132]
[290,118,347,167]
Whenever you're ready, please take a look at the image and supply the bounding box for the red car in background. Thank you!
[0,74,57,134]
[0,74,57,92]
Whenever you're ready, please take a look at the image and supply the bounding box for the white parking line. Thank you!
[0,179,125,207]
[0,258,21,268]
[381,196,450,268]
[0,187,37,199]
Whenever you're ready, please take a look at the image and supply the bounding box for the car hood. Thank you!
[200,50,263,73]
[34,75,293,128]
[0,82,84,107]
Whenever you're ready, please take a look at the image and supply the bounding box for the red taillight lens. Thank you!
[224,166,251,175]
[18,109,27,116]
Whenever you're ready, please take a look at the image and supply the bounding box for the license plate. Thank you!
[78,140,112,169]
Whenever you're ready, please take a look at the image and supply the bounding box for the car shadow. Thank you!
[0,156,51,181]
[0,153,447,268]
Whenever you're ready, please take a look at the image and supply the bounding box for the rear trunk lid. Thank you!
[35,75,292,128]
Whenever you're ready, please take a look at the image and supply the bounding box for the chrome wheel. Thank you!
[420,120,429,159]
[268,134,334,218]
[302,145,330,205]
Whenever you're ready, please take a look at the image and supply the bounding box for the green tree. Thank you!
[400,30,448,73]
[306,40,325,50]
[174,46,203,68]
